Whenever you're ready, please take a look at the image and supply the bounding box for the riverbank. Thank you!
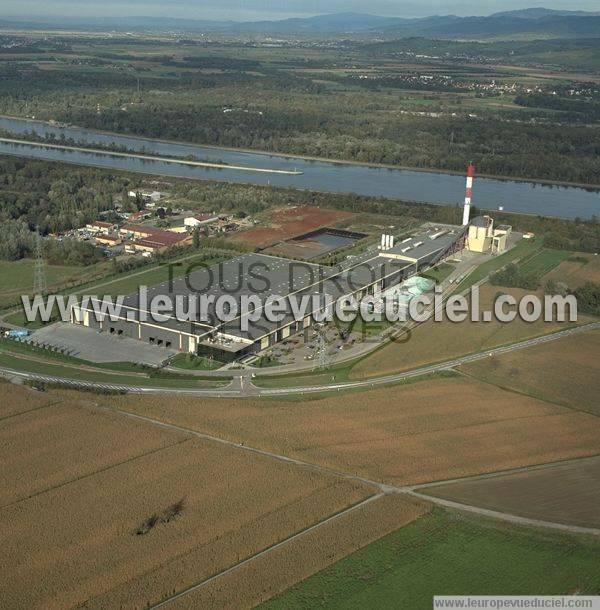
[2,114,599,191]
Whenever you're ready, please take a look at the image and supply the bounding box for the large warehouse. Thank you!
[71,224,466,360]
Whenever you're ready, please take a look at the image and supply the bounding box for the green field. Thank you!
[520,248,572,278]
[0,351,229,389]
[452,238,543,294]
[262,508,600,609]
[0,259,94,308]
[3,252,228,328]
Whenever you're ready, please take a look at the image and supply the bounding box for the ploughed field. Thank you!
[421,455,600,529]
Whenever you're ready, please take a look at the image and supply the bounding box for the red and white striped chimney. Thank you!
[462,163,475,226]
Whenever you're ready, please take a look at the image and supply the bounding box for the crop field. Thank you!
[0,385,381,610]
[165,494,429,610]
[461,329,600,415]
[232,205,353,249]
[0,378,58,418]
[261,508,600,609]
[350,284,590,380]
[422,456,600,529]
[519,248,571,277]
[544,254,600,288]
[112,376,600,487]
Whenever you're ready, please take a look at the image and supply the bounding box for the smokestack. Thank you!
[462,163,475,226]
[380,234,386,249]
[389,235,395,249]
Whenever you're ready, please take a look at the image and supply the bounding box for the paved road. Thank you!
[1,322,598,397]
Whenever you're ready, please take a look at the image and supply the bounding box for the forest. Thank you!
[0,35,599,185]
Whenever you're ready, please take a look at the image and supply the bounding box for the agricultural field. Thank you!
[261,508,600,609]
[544,254,600,289]
[519,248,571,278]
[0,384,382,610]
[0,258,94,309]
[422,456,600,529]
[112,376,600,487]
[461,329,600,415]
[0,377,58,418]
[232,205,353,249]
[350,283,591,380]
[164,494,429,610]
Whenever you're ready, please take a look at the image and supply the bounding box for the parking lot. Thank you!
[28,323,176,366]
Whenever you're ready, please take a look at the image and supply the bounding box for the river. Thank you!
[0,116,598,219]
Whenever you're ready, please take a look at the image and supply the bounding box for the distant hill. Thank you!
[1,9,599,39]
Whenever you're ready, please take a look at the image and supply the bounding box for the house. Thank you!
[183,213,220,229]
[129,208,153,221]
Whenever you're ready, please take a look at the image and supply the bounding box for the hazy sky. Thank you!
[3,0,599,21]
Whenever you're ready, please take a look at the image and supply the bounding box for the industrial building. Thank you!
[70,223,466,360]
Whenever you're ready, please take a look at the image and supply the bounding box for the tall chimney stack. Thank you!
[462,163,475,226]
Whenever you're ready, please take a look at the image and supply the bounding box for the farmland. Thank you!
[0,384,388,610]
[112,376,600,487]
[162,494,429,610]
[350,284,591,380]
[422,456,600,529]
[544,254,600,288]
[261,508,600,609]
[461,329,600,415]
[0,377,58,418]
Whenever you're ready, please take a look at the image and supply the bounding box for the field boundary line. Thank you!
[0,433,191,511]
[147,492,385,610]
[106,405,389,492]
[406,490,600,537]
[407,454,600,491]
[0,398,63,423]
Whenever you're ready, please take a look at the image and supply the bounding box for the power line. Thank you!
[34,228,46,296]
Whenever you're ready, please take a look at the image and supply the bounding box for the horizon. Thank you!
[2,1,600,23]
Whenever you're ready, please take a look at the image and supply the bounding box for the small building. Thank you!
[95,234,122,246]
[128,190,163,206]
[86,221,117,235]
[121,225,191,254]
[184,213,220,229]
[129,208,153,221]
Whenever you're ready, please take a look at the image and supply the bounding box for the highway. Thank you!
[1,321,598,397]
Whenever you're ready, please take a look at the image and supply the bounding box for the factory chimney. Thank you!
[462,163,475,226]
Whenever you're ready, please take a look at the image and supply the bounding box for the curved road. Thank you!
[1,322,598,396]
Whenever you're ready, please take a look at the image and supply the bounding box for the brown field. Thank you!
[422,455,600,529]
[232,205,353,248]
[0,401,181,506]
[0,379,59,418]
[544,254,600,288]
[0,385,377,610]
[461,329,600,415]
[112,377,600,488]
[350,285,591,380]
[169,494,429,610]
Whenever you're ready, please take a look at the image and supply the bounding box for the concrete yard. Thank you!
[28,323,176,366]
